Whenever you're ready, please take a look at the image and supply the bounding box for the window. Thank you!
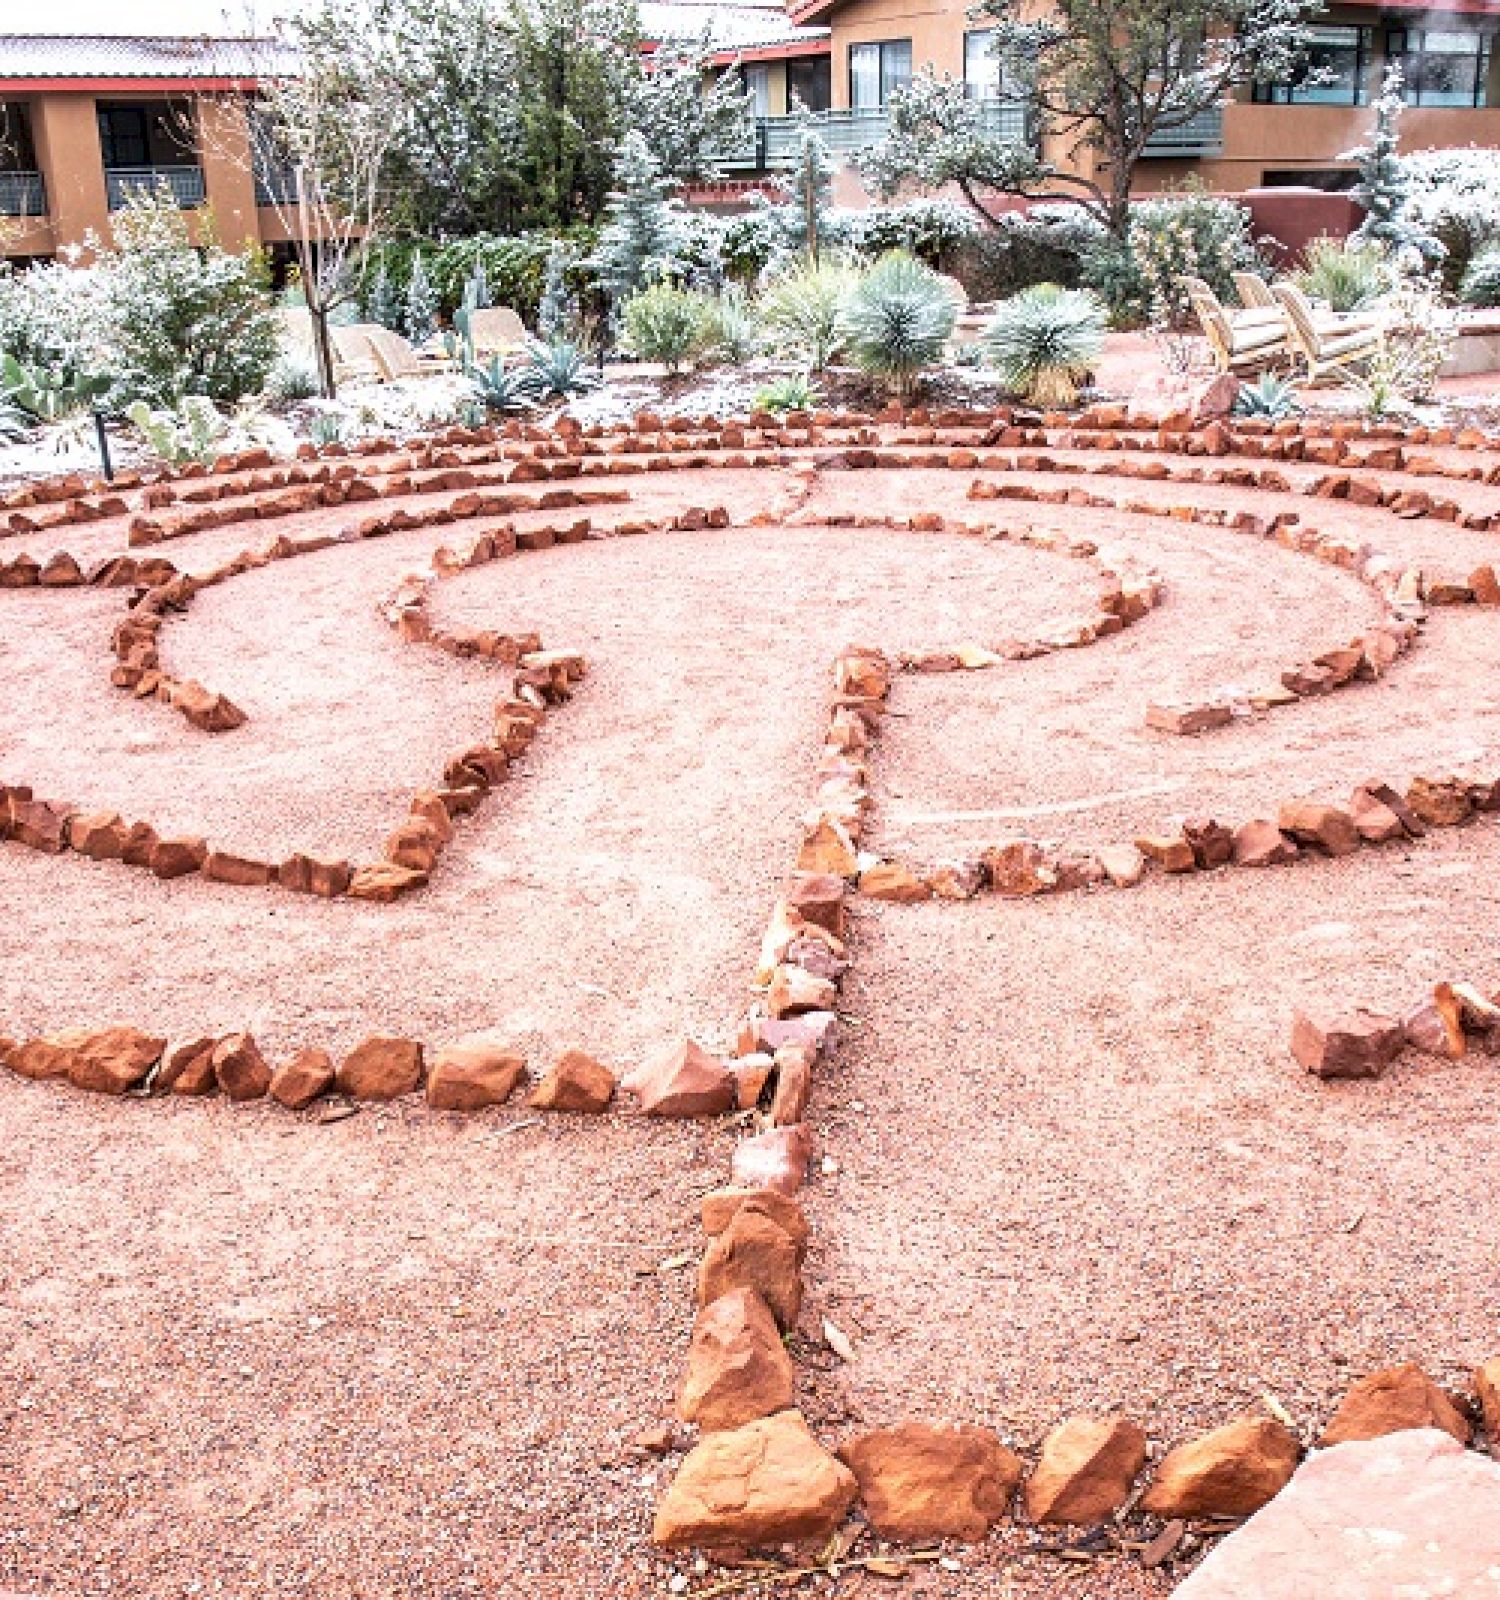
[788,57,831,113]
[1253,25,1372,105]
[849,39,912,109]
[965,29,1000,99]
[1389,29,1493,108]
[744,64,772,119]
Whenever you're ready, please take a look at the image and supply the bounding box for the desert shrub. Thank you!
[982,284,1108,407]
[0,261,112,378]
[620,283,709,370]
[758,258,859,370]
[838,251,957,400]
[849,199,978,269]
[1083,188,1263,327]
[264,355,320,404]
[102,190,278,407]
[700,285,760,364]
[1404,148,1500,289]
[954,205,1105,301]
[1294,236,1396,313]
[1461,248,1500,309]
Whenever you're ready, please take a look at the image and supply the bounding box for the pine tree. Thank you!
[364,262,402,329]
[1344,65,1444,270]
[776,104,836,263]
[590,130,687,302]
[404,249,440,344]
[537,241,574,341]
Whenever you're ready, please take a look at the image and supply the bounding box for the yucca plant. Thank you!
[1460,248,1500,309]
[982,284,1108,408]
[758,258,860,371]
[754,373,822,415]
[837,251,958,401]
[1233,371,1302,419]
[621,283,709,372]
[1294,236,1396,313]
[524,338,600,401]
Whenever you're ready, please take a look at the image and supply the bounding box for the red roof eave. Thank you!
[0,75,263,92]
[708,39,831,65]
[787,0,839,25]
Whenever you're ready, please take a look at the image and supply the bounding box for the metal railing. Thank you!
[0,170,46,217]
[1141,105,1224,156]
[720,99,1033,171]
[253,165,299,206]
[104,164,207,210]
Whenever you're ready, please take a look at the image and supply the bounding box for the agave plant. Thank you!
[982,285,1108,408]
[0,394,30,442]
[753,373,822,415]
[757,258,860,371]
[1232,371,1302,420]
[838,251,957,401]
[524,338,601,401]
[466,355,541,414]
[2,352,110,424]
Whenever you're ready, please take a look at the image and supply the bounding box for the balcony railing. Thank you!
[1141,105,1224,156]
[0,170,47,217]
[254,165,299,206]
[719,99,1033,171]
[105,165,207,210]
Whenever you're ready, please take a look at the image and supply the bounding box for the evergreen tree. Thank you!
[364,262,402,328]
[404,249,439,343]
[1344,66,1445,271]
[775,105,836,262]
[463,256,492,312]
[590,130,687,302]
[537,241,574,340]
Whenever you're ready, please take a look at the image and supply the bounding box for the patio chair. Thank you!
[1182,276,1288,374]
[1271,282,1385,383]
[328,324,384,385]
[465,307,531,362]
[360,324,437,382]
[1232,270,1278,311]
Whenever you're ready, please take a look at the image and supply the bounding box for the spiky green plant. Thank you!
[758,258,859,371]
[838,251,957,400]
[1294,236,1396,313]
[982,284,1108,408]
[621,283,709,372]
[754,373,821,414]
[465,355,540,414]
[524,339,601,400]
[125,396,228,466]
[1232,371,1302,419]
[2,352,110,423]
[702,285,761,365]
[0,395,30,441]
[1460,248,1500,309]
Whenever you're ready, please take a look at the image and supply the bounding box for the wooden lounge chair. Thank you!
[1232,270,1278,311]
[328,324,384,385]
[1271,282,1385,383]
[360,324,435,382]
[1182,276,1287,374]
[466,307,530,362]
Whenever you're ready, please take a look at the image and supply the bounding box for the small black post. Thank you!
[92,409,114,483]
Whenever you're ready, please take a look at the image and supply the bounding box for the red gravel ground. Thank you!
[3,439,1500,1598]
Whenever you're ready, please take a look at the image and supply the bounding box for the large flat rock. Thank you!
[1177,1429,1500,1599]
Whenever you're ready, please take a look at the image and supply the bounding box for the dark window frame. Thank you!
[1252,23,1372,106]
[848,38,913,109]
[1388,26,1494,108]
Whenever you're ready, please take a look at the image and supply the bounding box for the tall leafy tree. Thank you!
[863,0,1322,237]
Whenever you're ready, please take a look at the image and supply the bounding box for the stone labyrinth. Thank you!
[3,403,1500,1596]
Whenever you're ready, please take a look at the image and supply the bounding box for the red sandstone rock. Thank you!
[67,811,127,859]
[1146,701,1233,735]
[1403,982,1468,1060]
[1183,816,1234,870]
[767,964,837,1018]
[698,1206,803,1332]
[985,839,1058,895]
[1026,1415,1147,1525]
[1141,1417,1300,1518]
[1277,800,1360,856]
[1357,780,1425,838]
[626,1039,735,1117]
[700,1189,810,1252]
[269,1047,336,1109]
[677,1287,795,1432]
[37,1026,165,1095]
[337,1035,423,1100]
[859,861,932,902]
[9,798,72,853]
[796,817,858,877]
[348,862,429,901]
[527,1048,616,1112]
[212,1033,273,1101]
[1321,1363,1471,1446]
[384,818,446,873]
[652,1410,857,1548]
[149,836,208,880]
[1232,819,1298,868]
[926,858,988,898]
[1349,787,1407,844]
[1475,1356,1500,1438]
[784,875,847,937]
[157,1035,220,1096]
[278,854,352,897]
[1405,775,1473,828]
[426,1034,525,1110]
[1136,832,1196,873]
[838,1422,1023,1541]
[1291,1008,1405,1080]
[730,1124,812,1196]
[203,851,273,887]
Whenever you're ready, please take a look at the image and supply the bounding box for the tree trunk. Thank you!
[311,303,337,400]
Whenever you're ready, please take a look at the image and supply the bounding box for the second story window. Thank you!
[965,29,1000,99]
[1389,29,1494,107]
[849,39,912,110]
[744,64,772,119]
[1253,24,1372,106]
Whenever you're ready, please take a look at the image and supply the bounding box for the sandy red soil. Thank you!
[2,431,1499,1598]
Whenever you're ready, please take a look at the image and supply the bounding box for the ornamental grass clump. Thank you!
[757,258,860,371]
[1294,235,1396,313]
[621,283,709,372]
[837,250,957,400]
[982,284,1108,407]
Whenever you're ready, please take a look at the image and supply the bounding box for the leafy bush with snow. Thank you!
[1403,149,1500,290]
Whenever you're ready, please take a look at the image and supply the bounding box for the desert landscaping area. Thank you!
[4,400,1500,1598]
